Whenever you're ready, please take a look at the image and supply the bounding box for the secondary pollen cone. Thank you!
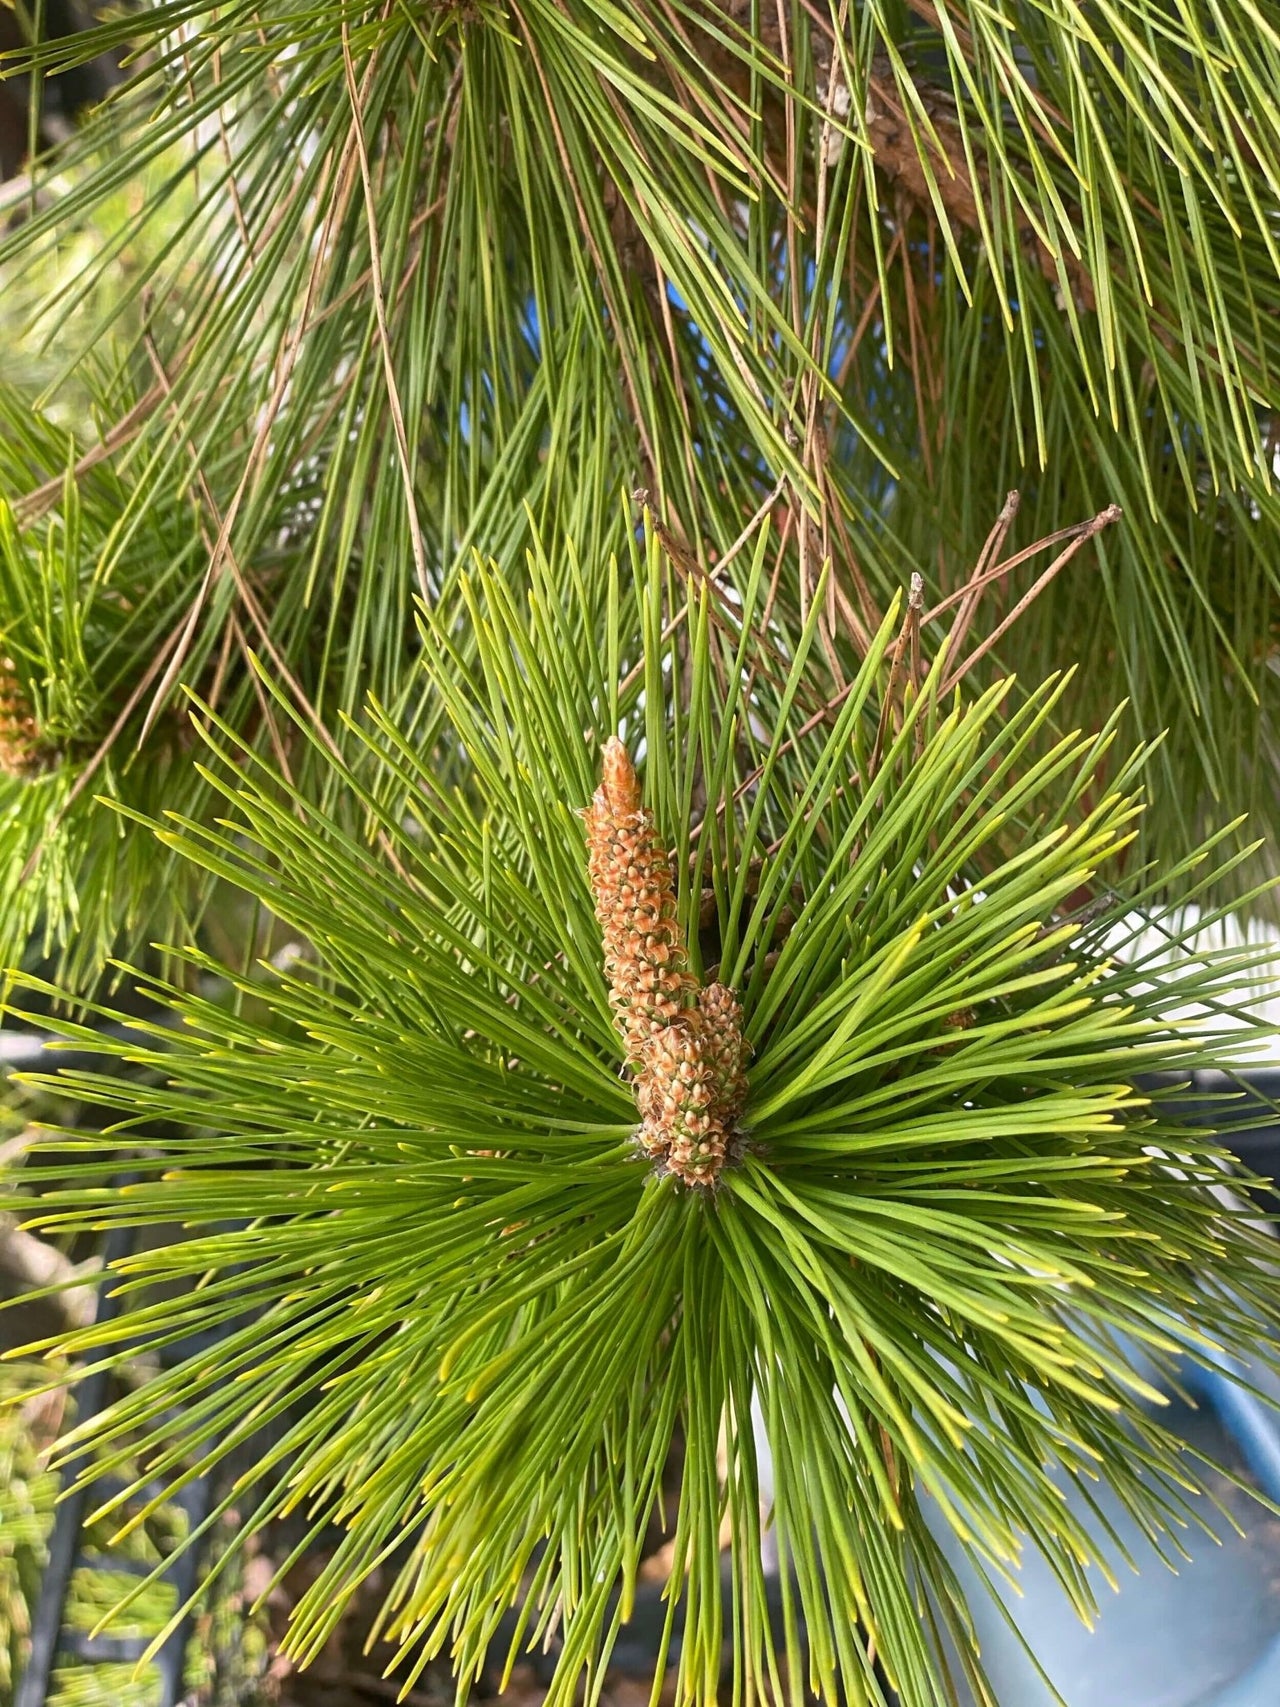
[638,1021,725,1184]
[696,981,749,1119]
[586,737,749,1187]
[0,657,51,779]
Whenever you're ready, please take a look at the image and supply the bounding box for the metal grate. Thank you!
[14,1217,217,1707]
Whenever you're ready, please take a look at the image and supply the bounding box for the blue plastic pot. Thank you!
[743,1076,1280,1707]
[924,1335,1280,1707]
[918,1073,1280,1707]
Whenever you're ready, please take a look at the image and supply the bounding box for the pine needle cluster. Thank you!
[6,529,1278,1707]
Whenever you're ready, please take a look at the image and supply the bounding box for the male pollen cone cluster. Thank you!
[585,736,749,1186]
[0,657,50,779]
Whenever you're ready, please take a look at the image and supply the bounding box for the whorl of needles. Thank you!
[586,736,748,1186]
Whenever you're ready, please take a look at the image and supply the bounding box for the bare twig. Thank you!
[716,477,789,581]
[933,488,1021,682]
[690,497,1120,848]
[922,508,1109,632]
[940,504,1122,696]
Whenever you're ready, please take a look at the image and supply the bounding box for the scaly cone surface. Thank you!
[586,737,749,1186]
[584,735,697,1065]
[638,1021,726,1183]
[695,981,750,1119]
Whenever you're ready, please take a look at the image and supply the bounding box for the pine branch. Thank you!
[4,529,1278,1707]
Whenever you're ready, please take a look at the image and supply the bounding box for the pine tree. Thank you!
[1,3,1279,1703]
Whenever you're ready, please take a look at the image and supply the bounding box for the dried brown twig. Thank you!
[693,493,1121,837]
[938,503,1122,696]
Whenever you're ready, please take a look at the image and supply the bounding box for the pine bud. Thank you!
[585,735,696,1064]
[0,657,50,779]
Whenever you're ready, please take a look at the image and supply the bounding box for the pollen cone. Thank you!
[586,738,750,1186]
[585,736,697,1064]
[0,658,51,779]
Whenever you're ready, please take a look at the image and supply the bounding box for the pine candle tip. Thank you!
[599,736,640,814]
